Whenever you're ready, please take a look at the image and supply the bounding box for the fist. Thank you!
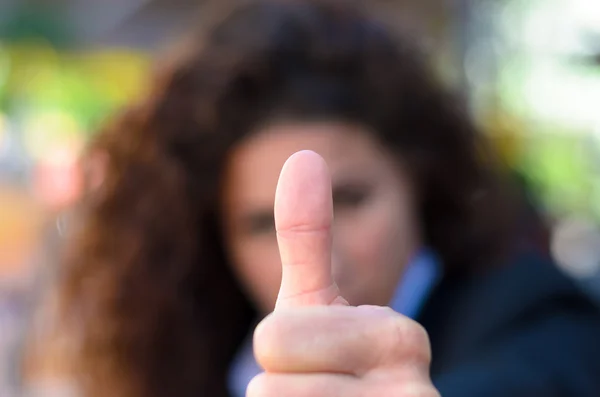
[248,151,439,397]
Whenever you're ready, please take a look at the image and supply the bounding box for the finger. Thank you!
[274,150,346,308]
[254,305,431,376]
[247,372,360,397]
[248,372,439,397]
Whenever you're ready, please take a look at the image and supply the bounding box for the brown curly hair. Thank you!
[60,1,517,396]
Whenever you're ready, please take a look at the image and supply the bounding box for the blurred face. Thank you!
[221,121,421,313]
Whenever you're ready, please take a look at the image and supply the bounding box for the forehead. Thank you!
[223,121,386,208]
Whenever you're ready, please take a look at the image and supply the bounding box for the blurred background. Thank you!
[0,0,599,396]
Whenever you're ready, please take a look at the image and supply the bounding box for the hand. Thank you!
[248,151,440,397]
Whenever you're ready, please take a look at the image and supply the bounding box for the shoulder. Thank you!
[420,251,600,396]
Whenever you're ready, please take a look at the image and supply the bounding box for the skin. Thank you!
[248,150,439,397]
[221,121,422,312]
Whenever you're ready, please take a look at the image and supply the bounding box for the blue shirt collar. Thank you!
[389,248,442,319]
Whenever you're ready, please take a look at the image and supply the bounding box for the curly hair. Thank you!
[60,1,517,396]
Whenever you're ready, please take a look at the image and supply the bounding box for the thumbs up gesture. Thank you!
[249,151,440,397]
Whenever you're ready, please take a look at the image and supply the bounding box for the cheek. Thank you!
[349,206,408,275]
[335,193,419,305]
[230,238,283,312]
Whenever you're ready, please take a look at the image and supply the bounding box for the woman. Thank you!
[60,1,600,397]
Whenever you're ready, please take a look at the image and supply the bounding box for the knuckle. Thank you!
[246,373,270,397]
[365,382,439,397]
[253,313,288,368]
[397,383,441,397]
[381,313,431,364]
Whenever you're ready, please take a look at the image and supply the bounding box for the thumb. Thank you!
[274,150,348,309]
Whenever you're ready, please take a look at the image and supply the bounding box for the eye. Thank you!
[243,212,275,236]
[333,183,371,210]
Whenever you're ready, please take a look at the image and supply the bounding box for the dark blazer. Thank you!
[419,251,600,397]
